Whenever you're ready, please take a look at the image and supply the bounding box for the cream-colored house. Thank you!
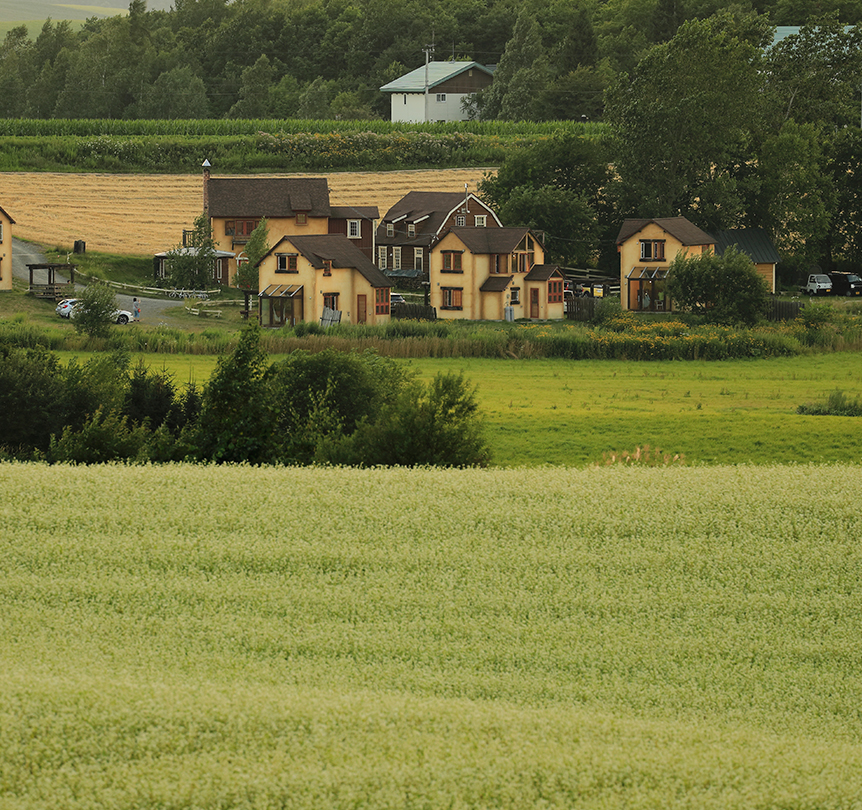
[0,205,15,292]
[616,217,715,312]
[257,234,391,327]
[202,166,377,286]
[429,227,565,321]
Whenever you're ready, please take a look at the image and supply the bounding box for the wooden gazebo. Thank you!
[27,264,76,300]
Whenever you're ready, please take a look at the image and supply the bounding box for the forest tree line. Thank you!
[0,0,860,121]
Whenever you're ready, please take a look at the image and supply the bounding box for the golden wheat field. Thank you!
[0,169,493,256]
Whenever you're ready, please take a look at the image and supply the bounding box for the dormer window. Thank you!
[296,212,308,225]
[386,223,394,238]
[640,239,665,261]
[407,223,416,237]
[347,219,361,239]
[322,260,332,276]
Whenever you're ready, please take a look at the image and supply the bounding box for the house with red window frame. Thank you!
[617,217,779,312]
[256,234,391,327]
[201,164,377,286]
[428,227,565,320]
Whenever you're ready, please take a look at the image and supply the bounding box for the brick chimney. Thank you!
[202,159,211,214]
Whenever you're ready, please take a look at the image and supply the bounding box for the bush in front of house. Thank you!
[666,245,770,326]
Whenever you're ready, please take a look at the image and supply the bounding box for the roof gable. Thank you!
[265,234,390,287]
[208,177,331,218]
[445,226,535,255]
[380,61,494,93]
[379,191,500,243]
[616,217,715,247]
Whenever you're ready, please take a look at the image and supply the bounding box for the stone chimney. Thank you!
[202,159,211,214]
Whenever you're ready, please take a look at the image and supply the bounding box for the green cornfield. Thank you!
[2,462,861,808]
[0,119,606,172]
[0,118,602,138]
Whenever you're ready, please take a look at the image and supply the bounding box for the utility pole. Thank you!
[423,42,435,123]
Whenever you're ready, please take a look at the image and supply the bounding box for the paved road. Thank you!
[12,238,178,323]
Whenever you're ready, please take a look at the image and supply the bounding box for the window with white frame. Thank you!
[640,239,666,261]
[393,246,402,270]
[347,219,361,239]
[436,93,447,102]
[407,223,415,237]
[386,223,394,238]
[0,222,4,242]
[414,248,423,270]
[276,253,298,273]
[378,245,387,269]
[510,287,520,305]
[475,215,487,227]
[456,215,466,227]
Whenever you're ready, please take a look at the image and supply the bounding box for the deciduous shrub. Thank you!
[72,283,119,338]
[666,246,770,326]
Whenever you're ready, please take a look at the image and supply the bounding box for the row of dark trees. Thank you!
[0,326,490,467]
[2,0,862,121]
[478,12,862,277]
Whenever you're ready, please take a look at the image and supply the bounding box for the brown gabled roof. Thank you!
[207,177,331,218]
[329,205,379,220]
[616,217,714,246]
[0,204,15,224]
[525,264,563,281]
[480,276,513,292]
[377,191,499,245]
[266,234,390,287]
[445,226,534,255]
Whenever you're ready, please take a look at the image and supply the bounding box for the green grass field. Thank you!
[75,350,862,467]
[2,462,862,808]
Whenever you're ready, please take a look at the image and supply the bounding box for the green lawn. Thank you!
[52,350,862,467]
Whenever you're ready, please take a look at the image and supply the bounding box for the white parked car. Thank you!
[67,303,133,325]
[55,298,80,318]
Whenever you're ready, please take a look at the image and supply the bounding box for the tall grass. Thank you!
[0,316,837,358]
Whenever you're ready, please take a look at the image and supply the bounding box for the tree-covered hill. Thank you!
[3,0,862,122]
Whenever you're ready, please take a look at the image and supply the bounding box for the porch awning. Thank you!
[259,284,303,298]
[627,266,669,280]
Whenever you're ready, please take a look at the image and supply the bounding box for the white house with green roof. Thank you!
[380,61,494,123]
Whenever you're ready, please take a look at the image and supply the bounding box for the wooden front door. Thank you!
[530,287,539,319]
[357,294,367,324]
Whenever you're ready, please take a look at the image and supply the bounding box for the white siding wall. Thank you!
[389,92,472,123]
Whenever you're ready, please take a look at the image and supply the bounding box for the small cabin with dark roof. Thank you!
[616,217,716,312]
[256,234,391,327]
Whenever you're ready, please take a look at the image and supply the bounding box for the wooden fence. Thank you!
[392,302,438,320]
[767,298,804,321]
[565,296,598,322]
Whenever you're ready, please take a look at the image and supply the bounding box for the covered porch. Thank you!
[259,283,304,327]
[626,266,671,312]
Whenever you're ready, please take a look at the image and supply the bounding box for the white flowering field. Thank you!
[2,461,862,809]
